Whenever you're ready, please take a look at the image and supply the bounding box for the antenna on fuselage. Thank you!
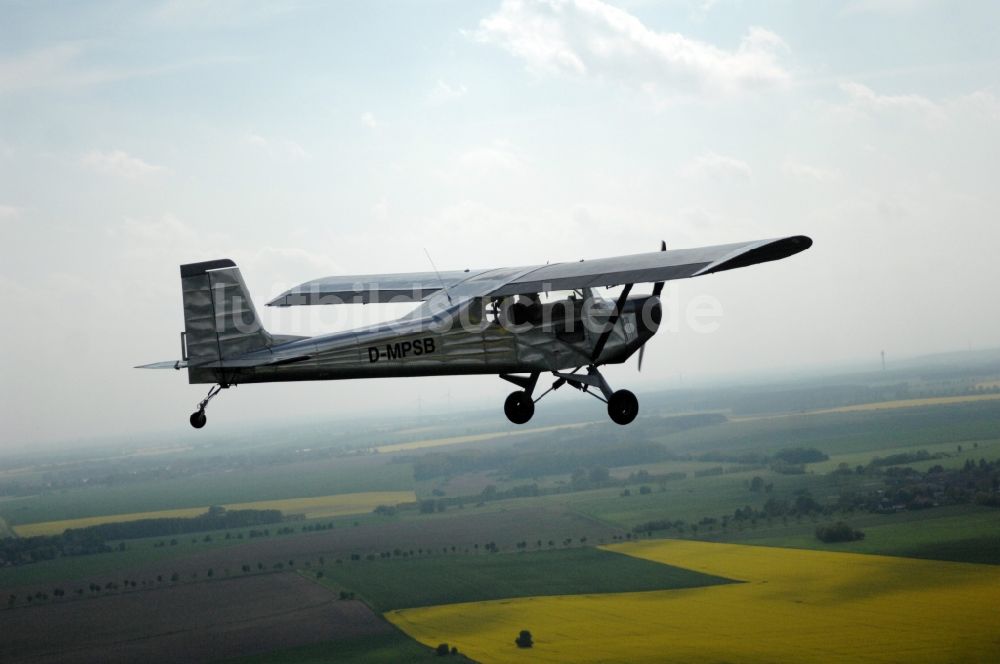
[423,247,453,305]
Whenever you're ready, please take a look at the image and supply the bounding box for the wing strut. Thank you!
[590,283,633,363]
[640,240,667,372]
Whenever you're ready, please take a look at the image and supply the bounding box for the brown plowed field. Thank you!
[0,573,390,663]
[2,506,619,598]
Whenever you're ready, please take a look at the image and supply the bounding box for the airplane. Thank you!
[138,235,812,428]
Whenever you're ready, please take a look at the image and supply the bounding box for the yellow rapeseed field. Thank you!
[13,490,416,536]
[387,539,1000,663]
[812,393,1000,414]
[376,422,594,453]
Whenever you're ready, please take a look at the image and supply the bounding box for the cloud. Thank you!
[151,0,303,27]
[372,199,390,221]
[0,204,21,223]
[426,79,468,105]
[839,81,944,122]
[457,140,524,172]
[471,0,790,98]
[843,0,937,15]
[81,150,167,179]
[245,133,308,159]
[683,152,751,180]
[782,159,839,183]
[361,112,378,129]
[0,42,230,95]
[836,82,1000,129]
[0,43,92,94]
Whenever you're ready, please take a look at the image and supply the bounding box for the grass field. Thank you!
[0,516,12,538]
[12,490,416,537]
[388,539,1000,663]
[313,547,732,611]
[0,456,414,526]
[719,504,1000,564]
[497,467,834,530]
[659,400,1000,457]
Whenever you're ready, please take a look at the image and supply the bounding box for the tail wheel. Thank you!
[504,391,535,425]
[607,389,638,425]
[189,411,207,429]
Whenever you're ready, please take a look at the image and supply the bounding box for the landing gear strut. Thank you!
[499,366,639,426]
[189,384,227,429]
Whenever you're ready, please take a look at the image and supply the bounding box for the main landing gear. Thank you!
[189,384,228,429]
[500,366,639,426]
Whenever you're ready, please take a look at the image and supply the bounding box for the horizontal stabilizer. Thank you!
[135,360,187,370]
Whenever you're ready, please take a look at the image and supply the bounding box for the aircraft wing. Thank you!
[487,235,812,296]
[266,269,483,306]
[267,236,811,305]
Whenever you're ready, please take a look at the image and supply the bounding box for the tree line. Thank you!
[0,507,283,567]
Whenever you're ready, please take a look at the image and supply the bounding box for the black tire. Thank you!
[189,411,207,429]
[607,389,638,425]
[503,391,535,425]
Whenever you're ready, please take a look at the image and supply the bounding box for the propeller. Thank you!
[638,240,666,372]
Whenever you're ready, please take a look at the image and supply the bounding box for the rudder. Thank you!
[180,259,273,374]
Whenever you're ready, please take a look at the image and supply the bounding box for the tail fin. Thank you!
[180,259,273,370]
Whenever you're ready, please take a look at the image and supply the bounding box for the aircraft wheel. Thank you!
[189,411,207,429]
[504,391,535,425]
[607,389,638,425]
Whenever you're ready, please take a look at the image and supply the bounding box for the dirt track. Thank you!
[0,573,390,663]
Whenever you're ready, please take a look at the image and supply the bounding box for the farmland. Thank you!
[388,539,1000,663]
[225,632,471,664]
[375,421,595,453]
[2,352,1000,662]
[0,454,414,526]
[0,572,394,663]
[13,491,417,536]
[313,547,732,611]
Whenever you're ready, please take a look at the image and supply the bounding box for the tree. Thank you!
[815,521,865,543]
[749,476,765,493]
[589,467,610,483]
[515,630,533,648]
[436,643,450,656]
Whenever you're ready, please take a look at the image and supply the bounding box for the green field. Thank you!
[485,468,836,530]
[221,632,472,664]
[312,547,733,611]
[0,510,400,589]
[657,401,1000,457]
[716,504,1000,563]
[0,457,413,526]
[3,369,1000,663]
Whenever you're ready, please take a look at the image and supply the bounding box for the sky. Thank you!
[1,0,999,448]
